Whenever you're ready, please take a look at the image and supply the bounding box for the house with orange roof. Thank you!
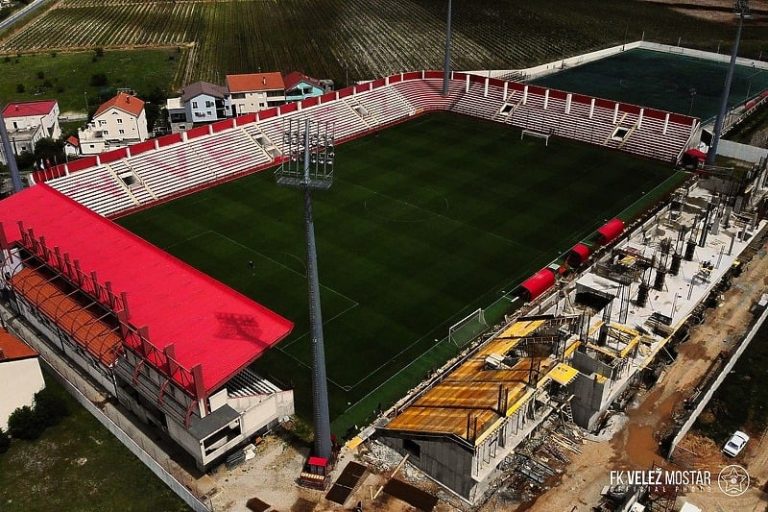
[0,328,44,430]
[225,72,285,115]
[79,92,148,155]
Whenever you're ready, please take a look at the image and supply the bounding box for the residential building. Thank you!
[63,135,80,157]
[78,92,148,155]
[283,71,330,102]
[226,72,285,115]
[0,100,61,164]
[166,81,230,133]
[0,328,45,431]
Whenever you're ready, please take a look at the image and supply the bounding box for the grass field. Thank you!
[2,0,766,87]
[118,112,677,434]
[0,49,182,113]
[533,48,768,121]
[0,371,188,512]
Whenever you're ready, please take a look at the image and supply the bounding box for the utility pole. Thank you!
[707,0,750,165]
[442,0,453,96]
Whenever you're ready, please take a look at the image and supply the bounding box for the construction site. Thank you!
[327,158,768,511]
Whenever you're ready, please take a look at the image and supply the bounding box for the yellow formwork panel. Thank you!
[548,362,579,386]
[384,320,548,440]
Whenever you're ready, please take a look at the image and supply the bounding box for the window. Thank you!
[118,129,125,135]
[266,90,283,98]
[99,120,106,126]
[192,101,198,108]
[207,111,212,116]
[12,122,17,129]
[231,93,245,100]
[117,119,123,124]
[205,101,214,108]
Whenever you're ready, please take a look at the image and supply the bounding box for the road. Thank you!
[0,0,50,34]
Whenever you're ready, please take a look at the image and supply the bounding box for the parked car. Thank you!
[723,431,750,457]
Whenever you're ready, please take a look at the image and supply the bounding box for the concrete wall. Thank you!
[570,371,610,429]
[0,356,44,430]
[717,139,768,164]
[380,435,475,498]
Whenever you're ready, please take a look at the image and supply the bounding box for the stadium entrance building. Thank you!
[0,185,294,469]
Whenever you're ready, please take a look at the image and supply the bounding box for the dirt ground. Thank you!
[490,244,768,512]
[640,0,768,24]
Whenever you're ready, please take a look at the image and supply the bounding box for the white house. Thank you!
[0,328,45,431]
[226,72,285,115]
[283,72,330,102]
[167,81,230,133]
[79,92,148,155]
[0,100,61,164]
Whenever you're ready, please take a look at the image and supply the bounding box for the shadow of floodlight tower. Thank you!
[275,118,335,459]
[707,0,750,166]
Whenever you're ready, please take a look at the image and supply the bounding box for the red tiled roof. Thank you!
[0,185,294,395]
[65,135,79,147]
[283,71,322,91]
[94,92,145,117]
[226,72,285,93]
[3,100,57,118]
[0,328,38,363]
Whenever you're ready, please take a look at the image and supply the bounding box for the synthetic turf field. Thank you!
[119,112,677,434]
[533,48,768,122]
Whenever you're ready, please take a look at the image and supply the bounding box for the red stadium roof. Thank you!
[0,185,293,395]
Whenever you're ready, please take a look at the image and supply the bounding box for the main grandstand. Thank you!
[1,71,700,476]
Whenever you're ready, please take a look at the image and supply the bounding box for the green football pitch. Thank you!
[533,48,768,122]
[118,112,679,434]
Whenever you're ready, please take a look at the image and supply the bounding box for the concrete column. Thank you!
[181,131,188,142]
[385,76,390,85]
[298,102,302,111]
[207,125,213,135]
[465,75,470,93]
[613,103,619,124]
[335,91,339,100]
[589,98,595,119]
[566,93,572,114]
[126,146,131,158]
[96,155,101,165]
[484,78,489,98]
[503,82,508,101]
[64,164,69,175]
[523,85,528,105]
[544,89,549,110]
[638,108,644,129]
[663,113,669,135]
[277,107,282,115]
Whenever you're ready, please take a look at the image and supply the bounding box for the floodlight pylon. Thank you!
[442,0,453,96]
[707,0,750,165]
[0,107,24,193]
[275,118,334,459]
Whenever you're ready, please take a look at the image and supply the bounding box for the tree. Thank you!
[0,427,9,454]
[7,406,44,440]
[15,83,24,93]
[33,387,69,428]
[90,73,108,87]
[33,138,65,167]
